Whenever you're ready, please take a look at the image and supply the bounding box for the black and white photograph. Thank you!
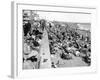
[0,0,99,79]
[23,10,91,69]
[11,2,97,78]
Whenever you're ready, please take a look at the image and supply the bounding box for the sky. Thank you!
[37,11,91,23]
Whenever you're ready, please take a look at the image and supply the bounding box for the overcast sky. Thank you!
[37,11,91,23]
